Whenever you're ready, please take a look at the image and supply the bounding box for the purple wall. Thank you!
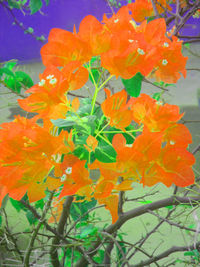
[0,0,112,62]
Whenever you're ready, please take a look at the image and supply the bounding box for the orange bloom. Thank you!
[112,128,195,188]
[84,135,98,153]
[131,94,183,132]
[78,15,111,56]
[0,116,74,203]
[151,36,188,83]
[128,0,170,23]
[18,64,88,122]
[41,28,92,67]
[58,154,92,199]
[98,195,119,224]
[101,89,132,130]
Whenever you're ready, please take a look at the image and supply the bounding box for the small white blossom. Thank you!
[163,42,169,47]
[137,48,145,55]
[170,140,175,145]
[156,101,163,106]
[38,79,45,86]
[60,174,67,182]
[114,18,119,23]
[49,78,57,85]
[129,39,134,43]
[65,167,72,175]
[46,74,54,80]
[125,144,133,148]
[162,59,168,66]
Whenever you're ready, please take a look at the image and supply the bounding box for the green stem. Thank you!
[90,74,114,116]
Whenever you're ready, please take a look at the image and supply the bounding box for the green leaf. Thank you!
[51,117,77,128]
[106,125,135,145]
[121,72,143,97]
[0,215,2,227]
[95,140,116,163]
[34,199,45,210]
[4,76,21,93]
[184,250,196,256]
[80,225,98,238]
[184,43,190,49]
[10,198,28,212]
[70,198,97,221]
[138,200,152,204]
[15,71,34,88]
[30,0,42,14]
[93,250,104,264]
[26,210,38,225]
[4,61,17,71]
[152,92,161,101]
[165,205,173,210]
[0,67,15,78]
[116,234,127,266]
[7,0,20,9]
[45,0,50,5]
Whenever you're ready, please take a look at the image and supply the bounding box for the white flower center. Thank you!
[163,42,169,47]
[60,174,67,182]
[38,79,45,86]
[156,101,163,106]
[46,74,54,80]
[137,48,145,55]
[125,144,133,148]
[49,78,57,85]
[65,167,72,175]
[162,59,168,66]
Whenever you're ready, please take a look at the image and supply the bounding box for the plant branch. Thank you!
[23,191,54,267]
[50,195,74,267]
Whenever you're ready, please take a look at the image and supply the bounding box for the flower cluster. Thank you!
[0,3,195,224]
[41,5,187,83]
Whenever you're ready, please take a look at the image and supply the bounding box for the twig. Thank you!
[151,0,159,18]
[148,210,198,233]
[101,232,131,267]
[23,191,54,267]
[50,196,74,267]
[130,241,200,266]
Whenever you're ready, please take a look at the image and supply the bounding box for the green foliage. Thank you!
[95,139,117,163]
[0,61,34,94]
[106,124,136,145]
[122,72,143,97]
[116,233,127,266]
[30,0,42,14]
[70,197,97,222]
[9,198,28,212]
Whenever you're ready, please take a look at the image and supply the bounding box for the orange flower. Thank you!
[128,0,154,23]
[102,6,133,33]
[41,28,91,67]
[112,128,195,188]
[84,135,98,153]
[0,116,74,203]
[130,94,183,132]
[18,64,88,122]
[151,36,188,83]
[98,195,119,224]
[163,123,193,148]
[128,0,170,23]
[101,89,132,130]
[58,154,92,199]
[78,15,111,56]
